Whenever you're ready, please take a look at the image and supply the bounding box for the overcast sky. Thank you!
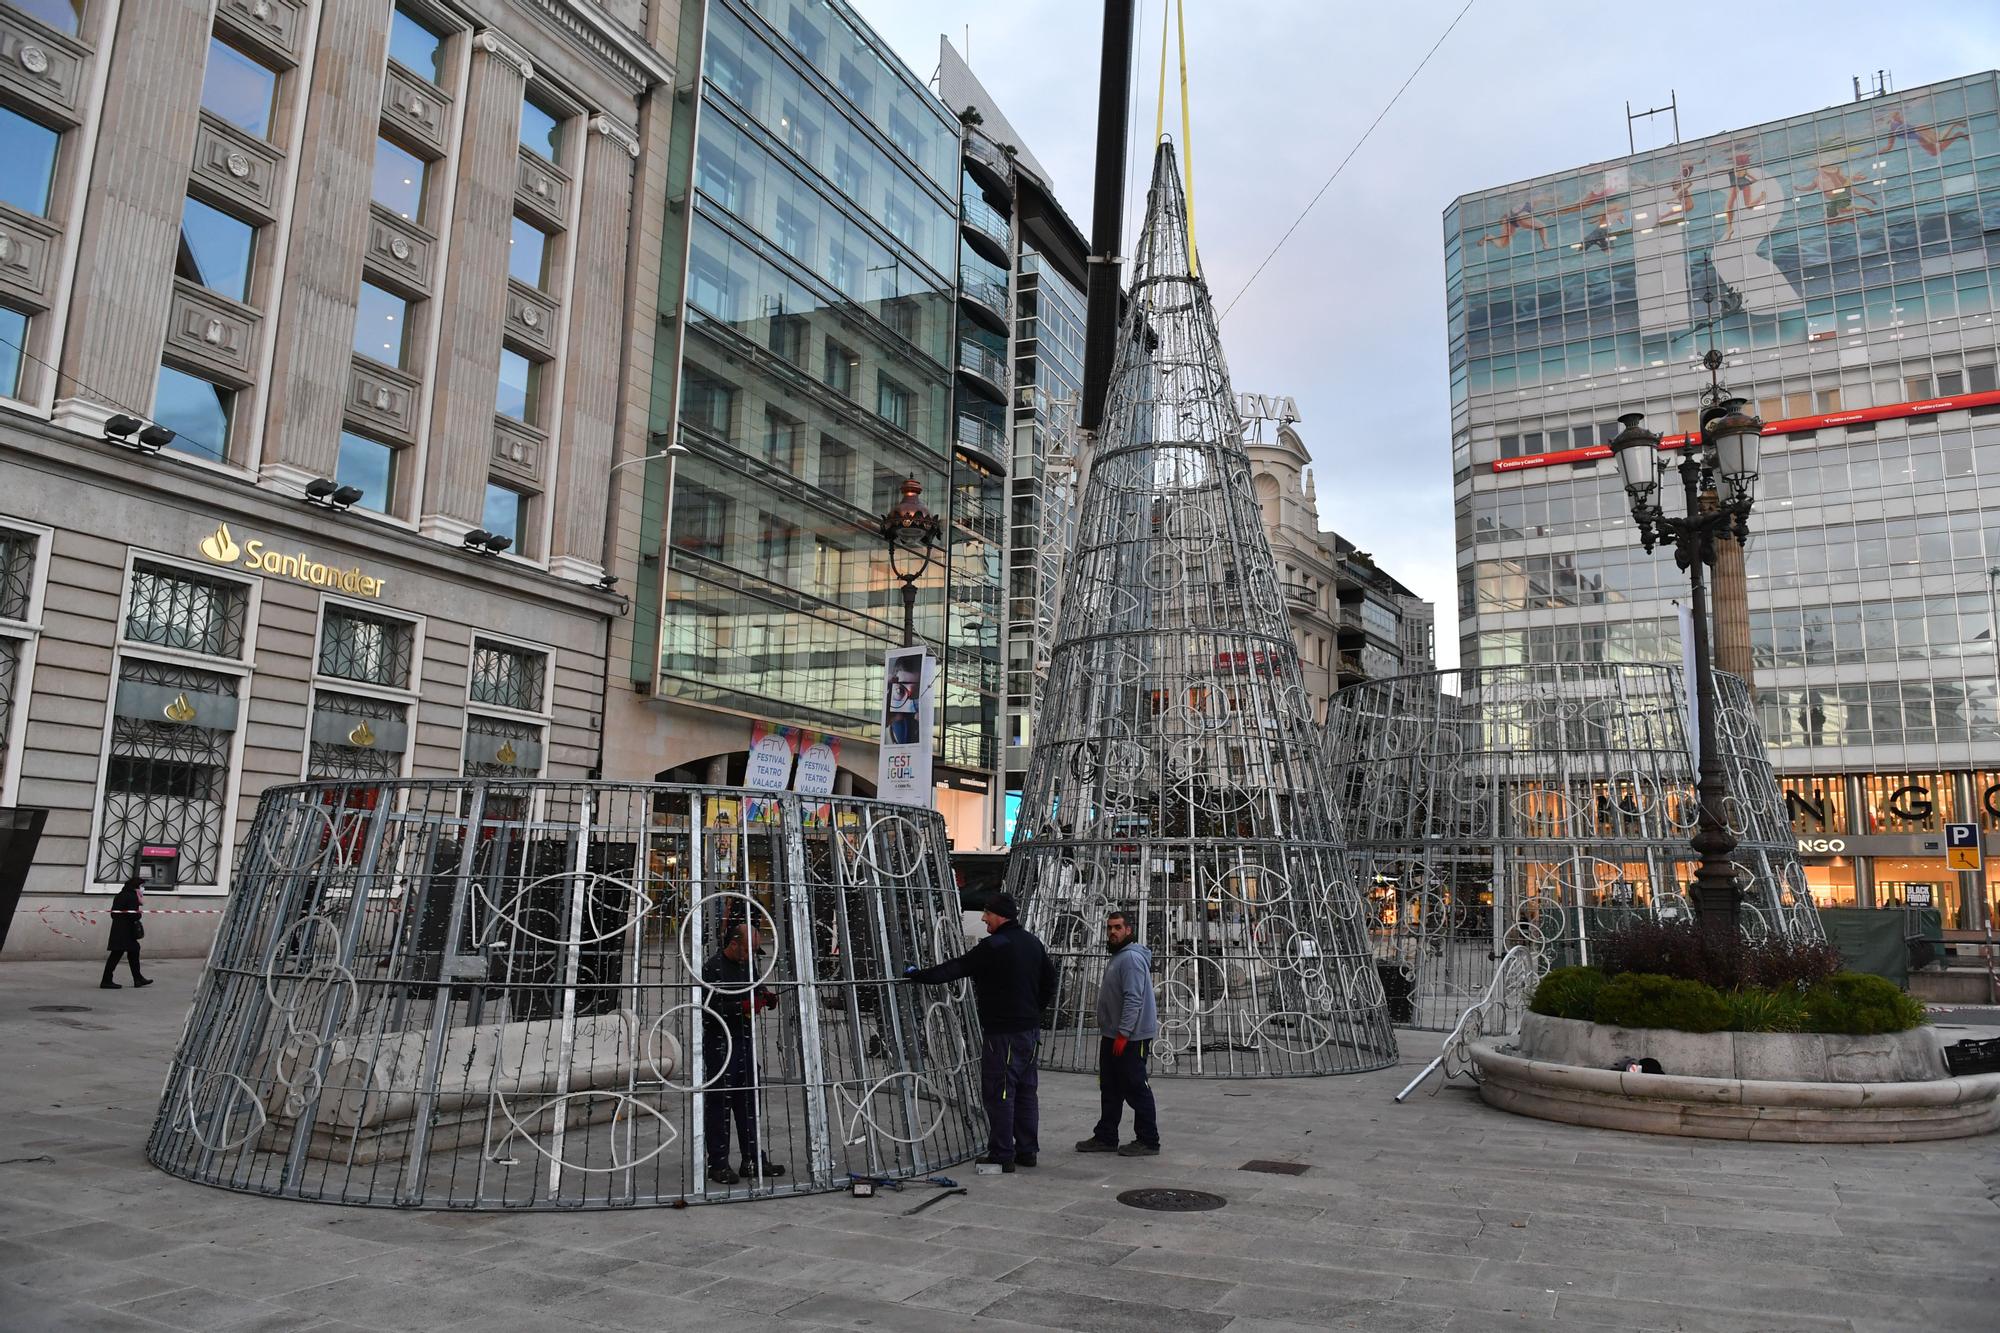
[859,1,2000,668]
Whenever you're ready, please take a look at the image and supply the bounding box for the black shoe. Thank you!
[976,1154,1016,1173]
[709,1164,739,1185]
[99,981,121,990]
[1117,1142,1160,1157]
[1014,1152,1038,1168]
[742,1157,785,1178]
[1075,1137,1117,1153]
[134,977,153,988]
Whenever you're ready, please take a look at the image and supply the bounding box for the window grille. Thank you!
[469,640,545,712]
[308,691,406,782]
[318,606,414,687]
[95,659,239,884]
[0,528,33,621]
[125,562,248,658]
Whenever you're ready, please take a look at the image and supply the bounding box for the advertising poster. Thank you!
[745,720,796,791]
[876,647,936,808]
[793,730,840,797]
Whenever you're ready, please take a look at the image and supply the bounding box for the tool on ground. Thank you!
[904,1186,968,1216]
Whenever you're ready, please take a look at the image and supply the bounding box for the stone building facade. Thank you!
[0,0,679,957]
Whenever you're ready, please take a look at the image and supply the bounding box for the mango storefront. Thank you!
[1784,772,1999,929]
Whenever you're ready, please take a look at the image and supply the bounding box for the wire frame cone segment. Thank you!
[1008,143,1396,1077]
[146,779,985,1208]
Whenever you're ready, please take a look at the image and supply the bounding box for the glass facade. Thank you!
[652,0,970,751]
[1450,73,2000,926]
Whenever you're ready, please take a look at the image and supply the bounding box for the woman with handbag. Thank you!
[100,875,151,990]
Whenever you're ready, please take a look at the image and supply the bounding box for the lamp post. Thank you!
[1609,347,1764,940]
[877,475,941,648]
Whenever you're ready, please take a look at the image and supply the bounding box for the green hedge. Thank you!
[1527,966,1927,1035]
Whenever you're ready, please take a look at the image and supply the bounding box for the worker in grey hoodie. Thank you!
[1075,909,1160,1156]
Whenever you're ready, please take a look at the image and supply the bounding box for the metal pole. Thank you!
[1080,0,1137,435]
[901,575,917,649]
[1682,456,1740,939]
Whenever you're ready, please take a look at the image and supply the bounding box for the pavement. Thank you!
[2,960,1997,1333]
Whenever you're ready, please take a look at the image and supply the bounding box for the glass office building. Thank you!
[1449,73,2000,926]
[636,0,1001,827]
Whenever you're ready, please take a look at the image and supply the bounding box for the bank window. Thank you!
[318,604,414,689]
[125,562,248,658]
[509,216,551,290]
[308,689,408,782]
[0,305,25,399]
[520,93,563,164]
[0,106,60,217]
[335,431,396,514]
[469,638,546,712]
[496,347,542,422]
[356,285,421,376]
[0,526,47,801]
[877,374,911,432]
[388,4,447,85]
[483,480,528,548]
[177,196,256,304]
[372,136,430,223]
[152,363,234,465]
[201,37,279,141]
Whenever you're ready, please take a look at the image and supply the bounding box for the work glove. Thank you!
[900,965,919,983]
[1112,1035,1128,1058]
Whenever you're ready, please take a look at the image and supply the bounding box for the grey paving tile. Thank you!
[998,1255,1235,1311]
[978,1287,1234,1333]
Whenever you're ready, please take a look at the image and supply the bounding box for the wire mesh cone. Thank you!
[1326,665,1824,1030]
[1009,144,1396,1077]
[146,780,984,1208]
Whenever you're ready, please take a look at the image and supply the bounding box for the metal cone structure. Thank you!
[1010,143,1396,1077]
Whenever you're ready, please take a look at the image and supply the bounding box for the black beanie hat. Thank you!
[986,891,1019,920]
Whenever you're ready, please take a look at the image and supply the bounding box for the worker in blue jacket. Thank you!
[903,891,1056,1172]
[1075,909,1160,1156]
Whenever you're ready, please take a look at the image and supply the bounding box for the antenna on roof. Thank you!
[1625,92,1680,155]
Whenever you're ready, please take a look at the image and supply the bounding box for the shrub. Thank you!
[1726,986,1807,1033]
[1800,973,1929,1035]
[1593,919,1843,993]
[1591,972,1732,1033]
[1530,966,1605,1020]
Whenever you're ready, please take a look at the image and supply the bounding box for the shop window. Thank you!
[1780,775,1848,833]
[1859,772,1955,833]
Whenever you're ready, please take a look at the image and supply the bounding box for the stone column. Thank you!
[546,115,638,580]
[54,0,212,422]
[1707,491,1755,694]
[261,0,393,482]
[420,30,531,537]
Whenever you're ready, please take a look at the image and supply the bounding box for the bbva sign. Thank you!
[1236,393,1299,423]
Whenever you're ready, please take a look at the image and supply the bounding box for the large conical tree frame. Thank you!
[1009,143,1396,1077]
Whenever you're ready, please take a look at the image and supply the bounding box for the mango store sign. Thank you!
[197,523,386,598]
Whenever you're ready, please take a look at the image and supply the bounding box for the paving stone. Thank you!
[977,1286,1234,1333]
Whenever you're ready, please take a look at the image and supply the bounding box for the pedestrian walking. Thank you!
[701,920,786,1186]
[100,875,152,990]
[1076,909,1159,1157]
[902,890,1056,1172]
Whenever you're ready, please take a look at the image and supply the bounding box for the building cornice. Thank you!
[519,0,675,93]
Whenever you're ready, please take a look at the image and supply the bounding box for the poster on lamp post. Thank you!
[876,648,936,808]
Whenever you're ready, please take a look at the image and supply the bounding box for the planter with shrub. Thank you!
[1466,922,2000,1142]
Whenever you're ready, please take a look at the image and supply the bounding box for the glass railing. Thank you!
[959,275,1008,319]
[961,193,1011,250]
[955,413,1006,461]
[956,338,1010,392]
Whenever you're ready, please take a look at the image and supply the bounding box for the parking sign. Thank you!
[1945,822,1980,871]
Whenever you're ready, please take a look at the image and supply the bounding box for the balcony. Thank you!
[958,274,1009,334]
[956,337,1010,402]
[960,193,1011,267]
[962,130,1014,196]
[955,412,1007,471]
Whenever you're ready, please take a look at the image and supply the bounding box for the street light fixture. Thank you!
[876,475,941,648]
[1611,346,1763,940]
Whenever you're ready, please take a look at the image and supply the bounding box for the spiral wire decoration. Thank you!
[146,780,983,1208]
[1007,142,1396,1077]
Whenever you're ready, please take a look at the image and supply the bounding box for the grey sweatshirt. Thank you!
[1095,941,1160,1040]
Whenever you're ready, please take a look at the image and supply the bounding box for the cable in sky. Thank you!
[1219,0,1479,322]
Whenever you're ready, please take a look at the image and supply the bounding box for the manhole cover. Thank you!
[1240,1159,1309,1176]
[30,1006,91,1014]
[1117,1188,1226,1212]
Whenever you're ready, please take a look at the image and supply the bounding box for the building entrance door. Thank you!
[1872,857,1961,926]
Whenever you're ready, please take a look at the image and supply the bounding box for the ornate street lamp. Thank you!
[877,475,941,647]
[1609,347,1764,940]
